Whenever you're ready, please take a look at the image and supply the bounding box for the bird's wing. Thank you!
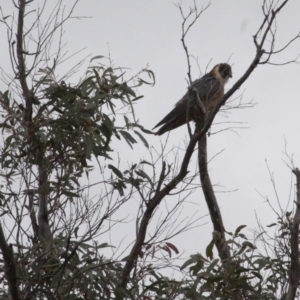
[153,74,222,131]
[154,113,190,135]
[189,75,222,103]
[152,99,188,129]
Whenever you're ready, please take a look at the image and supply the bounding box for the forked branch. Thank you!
[120,0,294,294]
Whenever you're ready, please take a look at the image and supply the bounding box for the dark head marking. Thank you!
[219,63,232,79]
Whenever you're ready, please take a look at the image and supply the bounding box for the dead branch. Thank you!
[253,0,299,65]
[176,0,211,84]
[120,0,292,292]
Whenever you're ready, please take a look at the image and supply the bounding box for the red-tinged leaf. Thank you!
[165,242,179,254]
[160,245,172,257]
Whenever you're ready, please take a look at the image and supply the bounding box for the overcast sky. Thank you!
[1,0,300,259]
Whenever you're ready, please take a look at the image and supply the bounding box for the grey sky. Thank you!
[1,0,300,257]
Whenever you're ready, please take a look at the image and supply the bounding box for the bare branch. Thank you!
[120,0,277,289]
[175,1,211,84]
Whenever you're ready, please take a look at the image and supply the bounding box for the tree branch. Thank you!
[285,167,300,300]
[17,0,53,254]
[25,189,39,242]
[37,161,52,253]
[198,133,244,300]
[120,0,290,293]
[16,0,33,123]
[198,134,230,261]
[0,223,21,300]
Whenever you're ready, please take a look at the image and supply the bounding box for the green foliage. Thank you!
[0,59,154,198]
[0,57,156,299]
[0,53,297,299]
[140,221,296,299]
[0,59,297,298]
[11,235,123,299]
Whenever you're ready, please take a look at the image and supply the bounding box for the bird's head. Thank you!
[214,63,232,83]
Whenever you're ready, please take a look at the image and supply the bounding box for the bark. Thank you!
[198,134,231,261]
[37,161,52,252]
[26,189,39,242]
[120,42,265,294]
[16,0,52,252]
[285,168,300,300]
[16,0,33,124]
[116,0,289,293]
[0,223,21,300]
[198,134,245,300]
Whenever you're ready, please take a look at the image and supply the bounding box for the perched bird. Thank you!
[153,63,232,136]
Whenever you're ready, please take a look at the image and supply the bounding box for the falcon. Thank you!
[153,63,232,136]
